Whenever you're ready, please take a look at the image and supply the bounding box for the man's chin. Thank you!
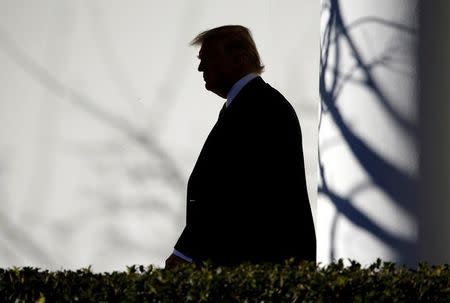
[204,83,226,98]
[205,83,215,93]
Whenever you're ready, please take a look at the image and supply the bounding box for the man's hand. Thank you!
[165,253,189,270]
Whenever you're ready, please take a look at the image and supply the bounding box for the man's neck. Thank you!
[226,73,259,107]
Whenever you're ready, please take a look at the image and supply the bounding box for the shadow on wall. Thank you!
[0,23,185,266]
[319,0,418,265]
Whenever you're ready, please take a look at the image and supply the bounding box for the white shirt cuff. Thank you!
[173,249,193,263]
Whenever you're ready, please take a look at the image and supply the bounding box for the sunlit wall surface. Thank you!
[0,1,319,271]
[318,0,419,265]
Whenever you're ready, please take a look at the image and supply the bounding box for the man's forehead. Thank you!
[198,47,204,58]
[198,41,222,58]
[199,44,209,56]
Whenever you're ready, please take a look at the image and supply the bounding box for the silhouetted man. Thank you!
[165,25,316,269]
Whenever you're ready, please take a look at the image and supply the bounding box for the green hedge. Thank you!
[1,259,449,302]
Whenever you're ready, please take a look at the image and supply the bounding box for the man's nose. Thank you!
[198,61,204,72]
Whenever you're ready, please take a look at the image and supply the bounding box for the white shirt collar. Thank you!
[226,73,259,107]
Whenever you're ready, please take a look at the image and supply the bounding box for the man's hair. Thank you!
[190,25,265,74]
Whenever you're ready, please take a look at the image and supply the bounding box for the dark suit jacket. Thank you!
[175,76,316,266]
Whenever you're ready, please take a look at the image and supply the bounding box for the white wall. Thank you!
[0,1,319,271]
[318,0,419,265]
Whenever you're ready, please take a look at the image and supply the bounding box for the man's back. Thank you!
[175,76,316,266]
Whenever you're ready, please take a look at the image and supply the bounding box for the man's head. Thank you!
[191,25,264,98]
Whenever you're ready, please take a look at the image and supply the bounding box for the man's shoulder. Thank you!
[258,81,297,118]
[232,76,300,124]
[244,77,292,105]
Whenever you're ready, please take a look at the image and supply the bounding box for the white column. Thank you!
[318,0,419,265]
[418,1,450,264]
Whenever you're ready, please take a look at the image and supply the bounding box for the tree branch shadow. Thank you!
[0,22,189,263]
[319,0,418,264]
